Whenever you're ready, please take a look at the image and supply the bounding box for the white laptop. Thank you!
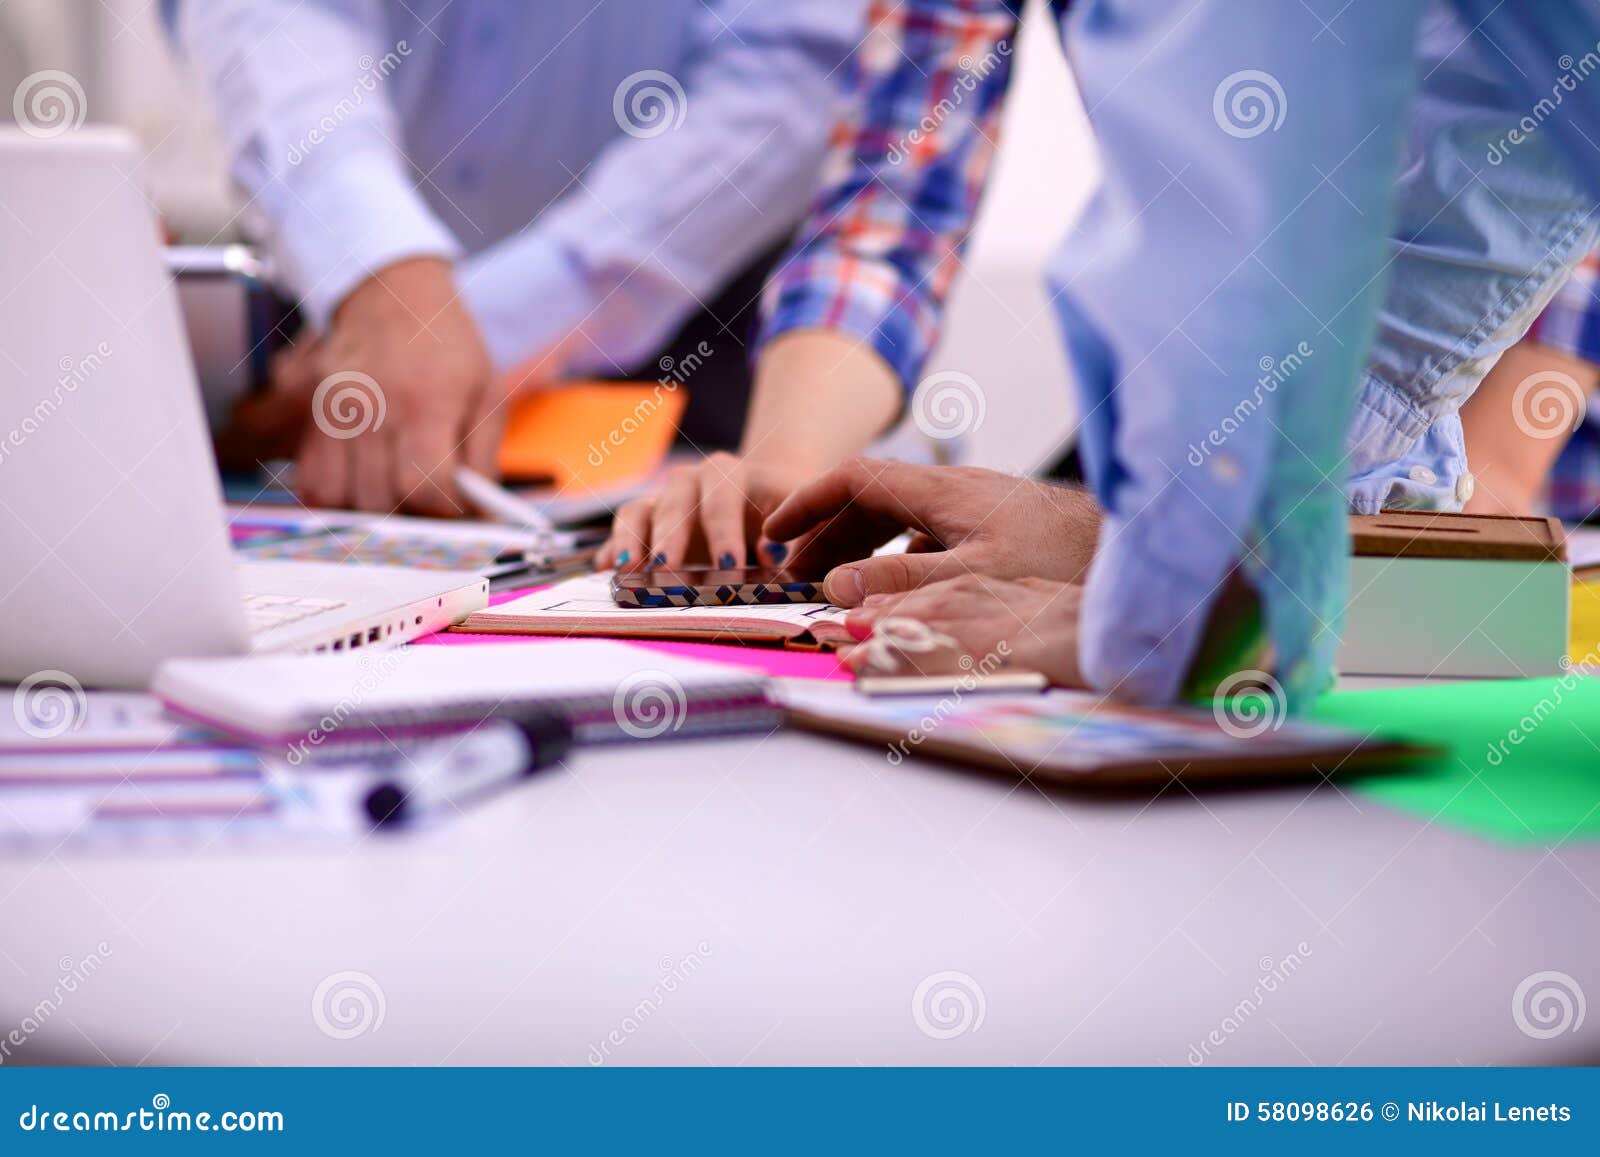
[0,128,487,688]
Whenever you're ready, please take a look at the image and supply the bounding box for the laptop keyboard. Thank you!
[241,592,347,634]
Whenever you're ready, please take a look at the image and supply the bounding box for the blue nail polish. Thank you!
[764,542,788,563]
[653,553,667,566]
[718,552,736,569]
[617,551,631,566]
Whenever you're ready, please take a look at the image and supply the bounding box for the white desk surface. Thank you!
[1,714,1596,1066]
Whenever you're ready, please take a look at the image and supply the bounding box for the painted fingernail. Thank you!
[718,552,736,569]
[617,551,631,566]
[764,542,788,563]
[653,553,667,566]
[832,566,865,605]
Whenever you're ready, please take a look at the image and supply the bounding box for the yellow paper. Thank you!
[1571,577,1600,662]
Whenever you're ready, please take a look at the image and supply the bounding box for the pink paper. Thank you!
[413,585,852,681]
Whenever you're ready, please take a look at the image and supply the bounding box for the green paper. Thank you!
[1312,674,1600,844]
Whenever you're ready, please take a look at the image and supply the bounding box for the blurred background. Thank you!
[1,0,1098,474]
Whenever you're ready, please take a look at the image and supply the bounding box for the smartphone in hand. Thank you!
[610,565,829,607]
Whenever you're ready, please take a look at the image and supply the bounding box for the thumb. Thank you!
[823,550,967,607]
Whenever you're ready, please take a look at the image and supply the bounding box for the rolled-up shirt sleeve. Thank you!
[461,2,873,374]
[757,0,1026,391]
[173,0,461,331]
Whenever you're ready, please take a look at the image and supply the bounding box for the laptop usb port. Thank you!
[367,626,381,644]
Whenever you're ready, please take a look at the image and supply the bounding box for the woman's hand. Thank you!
[595,453,817,569]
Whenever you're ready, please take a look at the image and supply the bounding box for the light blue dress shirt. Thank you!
[170,0,866,372]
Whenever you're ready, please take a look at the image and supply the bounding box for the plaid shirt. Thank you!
[1527,252,1600,522]
[758,0,1060,387]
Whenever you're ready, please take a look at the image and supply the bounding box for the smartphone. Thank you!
[610,565,829,607]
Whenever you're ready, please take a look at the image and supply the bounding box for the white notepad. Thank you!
[151,640,776,747]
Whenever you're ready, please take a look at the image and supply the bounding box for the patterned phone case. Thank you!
[612,577,825,607]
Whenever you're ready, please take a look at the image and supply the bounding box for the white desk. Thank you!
[1,723,1596,1065]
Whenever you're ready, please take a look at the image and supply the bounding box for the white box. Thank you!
[1339,512,1569,678]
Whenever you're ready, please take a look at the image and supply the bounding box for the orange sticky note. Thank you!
[497,380,687,490]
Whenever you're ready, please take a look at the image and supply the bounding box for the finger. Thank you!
[842,622,967,677]
[598,498,653,570]
[843,608,881,641]
[697,453,750,570]
[270,334,320,395]
[906,532,940,554]
[351,424,394,514]
[394,407,463,517]
[296,427,350,509]
[848,574,1004,633]
[646,468,703,568]
[763,458,941,543]
[462,380,508,481]
[822,549,973,607]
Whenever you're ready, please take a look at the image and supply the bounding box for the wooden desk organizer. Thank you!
[1340,511,1569,677]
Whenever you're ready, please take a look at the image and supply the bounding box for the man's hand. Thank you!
[761,458,1102,606]
[595,452,815,569]
[839,574,1086,687]
[213,332,322,471]
[297,257,501,515]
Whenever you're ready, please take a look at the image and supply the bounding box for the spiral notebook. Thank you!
[151,640,777,749]
[456,572,852,649]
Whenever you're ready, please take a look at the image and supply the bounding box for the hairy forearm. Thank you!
[740,329,903,474]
